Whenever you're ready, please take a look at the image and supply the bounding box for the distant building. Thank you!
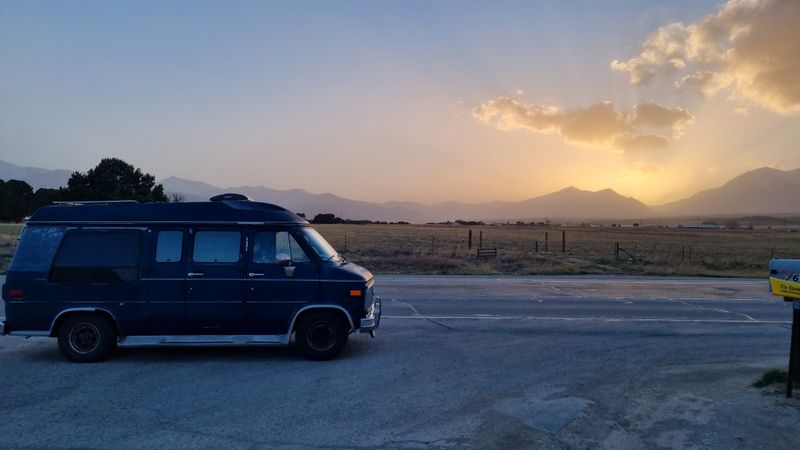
[678,223,720,229]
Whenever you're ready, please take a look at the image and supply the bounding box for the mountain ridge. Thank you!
[655,167,800,216]
[2,159,798,222]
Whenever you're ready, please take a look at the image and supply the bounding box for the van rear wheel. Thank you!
[57,314,117,363]
[295,311,349,361]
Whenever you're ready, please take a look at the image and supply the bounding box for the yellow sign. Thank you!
[769,275,800,299]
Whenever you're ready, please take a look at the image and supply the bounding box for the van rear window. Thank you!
[50,230,142,283]
[8,226,66,273]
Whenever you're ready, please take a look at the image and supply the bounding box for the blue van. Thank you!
[1,194,380,362]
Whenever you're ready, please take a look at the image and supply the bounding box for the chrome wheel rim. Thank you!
[68,323,100,354]
[307,321,337,352]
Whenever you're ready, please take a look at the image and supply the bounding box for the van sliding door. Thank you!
[145,229,187,334]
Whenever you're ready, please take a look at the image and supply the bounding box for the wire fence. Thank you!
[317,224,800,275]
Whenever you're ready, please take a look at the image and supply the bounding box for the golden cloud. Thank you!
[614,134,669,151]
[473,97,691,151]
[626,161,665,177]
[612,0,800,114]
[631,103,693,130]
[559,102,630,148]
[472,97,562,133]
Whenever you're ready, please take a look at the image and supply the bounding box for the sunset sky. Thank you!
[1,0,798,205]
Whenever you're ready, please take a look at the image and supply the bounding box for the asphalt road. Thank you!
[1,275,798,449]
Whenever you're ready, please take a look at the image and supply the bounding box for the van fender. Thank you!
[289,305,355,333]
[49,307,121,337]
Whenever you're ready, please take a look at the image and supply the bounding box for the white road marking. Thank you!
[381,315,790,324]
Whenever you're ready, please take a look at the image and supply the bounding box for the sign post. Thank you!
[788,300,800,398]
[767,259,800,398]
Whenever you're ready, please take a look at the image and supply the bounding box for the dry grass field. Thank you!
[1,222,799,277]
[314,223,800,277]
[0,223,21,274]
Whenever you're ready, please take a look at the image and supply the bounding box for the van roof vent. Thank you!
[209,193,251,202]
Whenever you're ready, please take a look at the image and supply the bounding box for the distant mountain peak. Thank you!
[655,166,800,216]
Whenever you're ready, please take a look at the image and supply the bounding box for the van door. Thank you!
[185,229,245,334]
[245,229,319,335]
[144,229,187,334]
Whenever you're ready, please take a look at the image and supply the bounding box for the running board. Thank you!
[118,334,290,347]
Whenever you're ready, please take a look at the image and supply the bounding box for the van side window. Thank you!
[253,231,309,263]
[9,226,66,273]
[155,231,183,262]
[50,231,142,283]
[193,231,240,263]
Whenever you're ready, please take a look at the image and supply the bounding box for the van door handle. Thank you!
[187,272,204,277]
[248,272,265,277]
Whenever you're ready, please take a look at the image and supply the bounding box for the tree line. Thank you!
[307,213,408,225]
[0,158,167,221]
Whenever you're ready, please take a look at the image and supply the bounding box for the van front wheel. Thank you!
[57,314,117,363]
[295,311,349,361]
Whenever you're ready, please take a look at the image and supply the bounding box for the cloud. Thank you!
[610,23,691,85]
[559,102,631,148]
[675,71,724,96]
[612,0,800,114]
[631,103,693,130]
[626,161,665,177]
[614,134,669,151]
[472,97,562,133]
[473,97,691,151]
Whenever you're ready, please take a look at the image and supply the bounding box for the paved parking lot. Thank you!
[1,275,798,449]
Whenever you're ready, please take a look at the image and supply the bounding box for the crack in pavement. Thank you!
[678,300,757,322]
[388,298,455,330]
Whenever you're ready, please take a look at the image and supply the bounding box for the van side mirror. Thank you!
[276,256,292,267]
[276,256,295,277]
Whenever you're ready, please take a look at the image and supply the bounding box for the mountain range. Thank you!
[0,160,72,190]
[2,159,798,222]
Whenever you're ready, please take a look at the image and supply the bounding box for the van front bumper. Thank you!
[360,297,381,333]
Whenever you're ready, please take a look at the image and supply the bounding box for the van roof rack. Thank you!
[53,200,139,205]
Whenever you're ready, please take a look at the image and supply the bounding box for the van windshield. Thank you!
[298,228,339,262]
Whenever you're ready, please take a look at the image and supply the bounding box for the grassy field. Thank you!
[314,223,800,277]
[2,222,799,277]
[0,223,22,274]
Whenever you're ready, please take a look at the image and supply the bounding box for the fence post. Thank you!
[614,242,619,262]
[681,246,685,261]
[479,231,483,248]
[545,232,549,252]
[535,241,538,253]
[468,230,472,250]
[562,230,566,253]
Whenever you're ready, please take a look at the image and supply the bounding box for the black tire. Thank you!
[295,311,349,361]
[57,314,117,363]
